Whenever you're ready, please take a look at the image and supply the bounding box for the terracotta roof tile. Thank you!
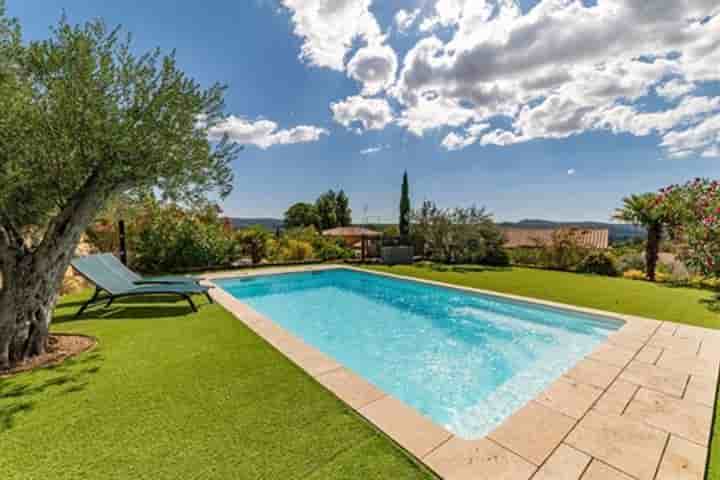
[501,228,609,249]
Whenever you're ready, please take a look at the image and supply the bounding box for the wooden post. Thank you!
[361,235,366,262]
[118,220,128,265]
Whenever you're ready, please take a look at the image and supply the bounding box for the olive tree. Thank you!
[0,8,239,368]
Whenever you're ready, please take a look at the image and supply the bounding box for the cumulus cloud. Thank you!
[399,95,485,136]
[281,0,382,70]
[390,0,720,157]
[209,116,328,149]
[661,114,720,158]
[656,78,696,100]
[346,44,398,95]
[330,95,394,131]
[395,8,421,32]
[441,123,491,150]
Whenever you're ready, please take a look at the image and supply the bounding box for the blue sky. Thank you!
[8,0,719,222]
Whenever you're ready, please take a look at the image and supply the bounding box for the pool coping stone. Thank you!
[204,265,717,480]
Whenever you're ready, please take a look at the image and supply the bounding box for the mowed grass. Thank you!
[364,263,720,478]
[365,264,720,328]
[0,293,432,480]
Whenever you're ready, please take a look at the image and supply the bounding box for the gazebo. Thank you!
[322,226,382,261]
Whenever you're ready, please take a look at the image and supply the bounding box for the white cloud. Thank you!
[281,0,382,70]
[360,144,389,155]
[597,96,720,137]
[395,8,421,32]
[398,96,485,136]
[441,123,491,150]
[660,114,720,158]
[330,95,394,131]
[346,44,398,95]
[390,0,720,157]
[208,116,328,149]
[656,78,696,100]
[567,169,576,176]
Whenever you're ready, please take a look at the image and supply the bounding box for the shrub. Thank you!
[618,253,645,273]
[623,269,672,282]
[623,269,646,280]
[577,251,620,277]
[508,247,542,266]
[132,203,235,273]
[537,230,589,271]
[235,226,271,265]
[483,247,511,266]
[315,241,353,261]
[282,239,314,261]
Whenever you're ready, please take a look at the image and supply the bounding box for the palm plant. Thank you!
[613,193,666,281]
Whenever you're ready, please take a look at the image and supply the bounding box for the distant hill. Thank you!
[228,218,284,231]
[227,217,646,243]
[499,219,645,243]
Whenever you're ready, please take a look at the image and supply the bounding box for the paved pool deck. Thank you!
[205,265,718,480]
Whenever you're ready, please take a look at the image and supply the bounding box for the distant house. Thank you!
[501,228,609,249]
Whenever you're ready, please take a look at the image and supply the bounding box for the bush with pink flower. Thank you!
[657,178,720,277]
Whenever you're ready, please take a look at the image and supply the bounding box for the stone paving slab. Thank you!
[656,435,708,480]
[205,265,719,480]
[565,411,668,480]
[536,376,603,419]
[488,401,577,465]
[625,388,713,446]
[532,443,591,480]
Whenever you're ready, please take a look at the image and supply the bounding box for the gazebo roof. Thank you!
[322,226,382,238]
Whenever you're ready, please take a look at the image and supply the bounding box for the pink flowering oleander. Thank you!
[659,178,720,278]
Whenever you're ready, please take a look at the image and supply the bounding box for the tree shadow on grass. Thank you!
[54,295,212,324]
[699,296,720,314]
[0,351,103,432]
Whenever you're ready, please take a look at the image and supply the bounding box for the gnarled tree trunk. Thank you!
[0,251,70,367]
[0,174,109,370]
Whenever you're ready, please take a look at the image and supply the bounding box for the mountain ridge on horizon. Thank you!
[227,217,645,242]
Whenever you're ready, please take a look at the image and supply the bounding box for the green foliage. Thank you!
[659,179,720,278]
[382,225,400,239]
[285,190,352,231]
[618,252,646,273]
[236,225,271,265]
[315,190,339,230]
[131,201,235,273]
[266,226,352,262]
[399,172,411,243]
[315,241,354,261]
[0,13,238,233]
[577,251,621,277]
[483,247,511,267]
[284,202,320,229]
[412,201,508,265]
[508,247,543,266]
[536,230,590,271]
[282,239,314,261]
[614,193,666,281]
[335,190,352,227]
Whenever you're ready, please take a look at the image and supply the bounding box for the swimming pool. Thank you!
[217,268,622,439]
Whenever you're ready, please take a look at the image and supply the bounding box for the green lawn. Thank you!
[3,266,720,479]
[364,263,720,478]
[0,293,432,480]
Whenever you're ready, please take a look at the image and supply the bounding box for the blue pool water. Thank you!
[218,269,622,438]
